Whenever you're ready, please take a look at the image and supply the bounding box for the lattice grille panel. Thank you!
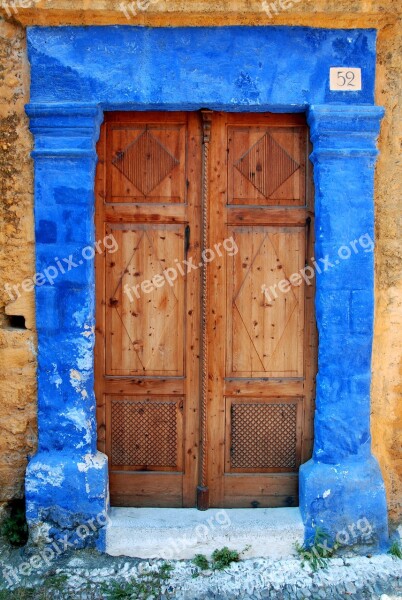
[111,398,178,468]
[230,402,298,470]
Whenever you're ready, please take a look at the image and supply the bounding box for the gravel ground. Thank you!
[0,543,401,599]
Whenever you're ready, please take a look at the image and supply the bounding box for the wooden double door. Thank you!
[95,111,316,508]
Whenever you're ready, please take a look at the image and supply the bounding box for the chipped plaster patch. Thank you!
[81,324,95,338]
[69,367,90,399]
[70,369,82,382]
[75,337,93,372]
[27,463,64,492]
[64,407,92,444]
[69,368,83,393]
[73,306,88,328]
[76,353,91,372]
[50,363,62,388]
[77,452,107,473]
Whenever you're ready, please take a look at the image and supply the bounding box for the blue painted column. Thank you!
[25,104,109,544]
[300,105,388,549]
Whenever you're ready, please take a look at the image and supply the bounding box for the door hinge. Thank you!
[184,224,190,256]
[305,215,312,267]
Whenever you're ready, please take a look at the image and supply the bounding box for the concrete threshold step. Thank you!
[105,507,304,560]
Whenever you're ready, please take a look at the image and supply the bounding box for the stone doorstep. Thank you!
[105,506,304,560]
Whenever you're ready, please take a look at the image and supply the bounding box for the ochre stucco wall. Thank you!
[0,19,36,513]
[0,0,400,524]
[371,17,402,525]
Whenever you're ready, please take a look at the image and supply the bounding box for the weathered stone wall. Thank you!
[0,19,36,511]
[0,0,400,524]
[371,18,402,526]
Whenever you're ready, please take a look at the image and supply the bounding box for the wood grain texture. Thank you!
[96,112,201,506]
[95,111,316,507]
[227,126,306,206]
[207,112,315,507]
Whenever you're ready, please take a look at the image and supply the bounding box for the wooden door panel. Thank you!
[225,397,302,474]
[107,395,184,472]
[107,122,186,203]
[105,223,185,376]
[96,112,201,507]
[227,126,306,206]
[207,112,315,507]
[223,473,298,508]
[226,226,305,378]
[110,472,183,507]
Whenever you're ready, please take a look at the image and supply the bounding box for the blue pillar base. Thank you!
[25,451,109,547]
[300,456,389,552]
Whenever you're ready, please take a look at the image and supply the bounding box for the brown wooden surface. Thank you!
[104,223,185,376]
[95,111,316,508]
[226,226,305,378]
[223,473,299,508]
[206,112,315,507]
[227,125,306,205]
[95,112,202,506]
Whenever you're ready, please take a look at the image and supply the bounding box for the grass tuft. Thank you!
[389,540,402,559]
[211,547,240,570]
[295,527,340,571]
[192,554,209,570]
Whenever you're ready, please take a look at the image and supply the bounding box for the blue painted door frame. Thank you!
[25,26,388,550]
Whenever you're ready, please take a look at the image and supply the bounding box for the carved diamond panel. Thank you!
[228,227,304,377]
[113,130,179,195]
[105,225,184,376]
[235,132,300,198]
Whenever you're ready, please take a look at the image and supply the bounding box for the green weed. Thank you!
[295,527,340,571]
[101,561,173,599]
[389,539,402,559]
[192,546,241,573]
[192,554,209,570]
[211,546,240,570]
[0,500,28,547]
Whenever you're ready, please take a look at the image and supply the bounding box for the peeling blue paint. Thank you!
[25,26,388,551]
[27,26,376,110]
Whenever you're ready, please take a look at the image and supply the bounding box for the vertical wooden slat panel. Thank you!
[95,119,107,454]
[95,112,201,507]
[206,112,227,507]
[183,112,202,506]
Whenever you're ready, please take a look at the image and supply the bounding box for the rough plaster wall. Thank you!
[0,0,401,523]
[1,0,399,26]
[372,20,402,527]
[0,19,36,510]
